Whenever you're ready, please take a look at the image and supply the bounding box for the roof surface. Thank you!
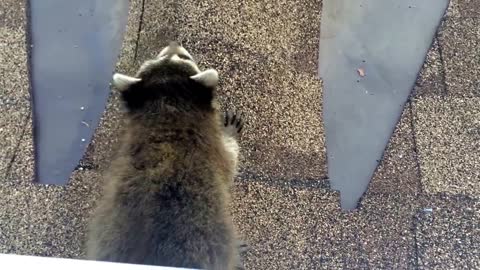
[0,0,478,268]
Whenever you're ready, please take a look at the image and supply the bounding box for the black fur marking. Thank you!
[121,76,214,111]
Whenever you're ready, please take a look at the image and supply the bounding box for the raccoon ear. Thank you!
[112,73,141,91]
[190,69,218,88]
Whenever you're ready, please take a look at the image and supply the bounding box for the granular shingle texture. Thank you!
[231,179,340,269]
[416,194,480,269]
[232,179,421,269]
[352,193,420,269]
[413,97,480,196]
[413,39,446,97]
[0,0,30,179]
[448,0,480,17]
[1,0,480,269]
[366,104,420,196]
[0,0,24,28]
[136,0,327,180]
[0,170,101,257]
[437,16,480,97]
[5,117,34,184]
[179,0,323,76]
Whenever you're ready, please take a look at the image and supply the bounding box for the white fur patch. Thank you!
[170,54,181,61]
[190,69,219,88]
[170,54,201,73]
[158,46,170,58]
[158,45,194,60]
[137,54,201,76]
[223,135,239,172]
[177,46,194,60]
[112,73,141,91]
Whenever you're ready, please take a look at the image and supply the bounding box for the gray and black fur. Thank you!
[86,42,245,270]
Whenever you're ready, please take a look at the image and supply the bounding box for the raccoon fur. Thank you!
[86,42,244,270]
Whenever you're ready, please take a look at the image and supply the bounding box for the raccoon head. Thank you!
[112,42,219,112]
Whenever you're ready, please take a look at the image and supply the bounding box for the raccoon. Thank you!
[86,42,245,270]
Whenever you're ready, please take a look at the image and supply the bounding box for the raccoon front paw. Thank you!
[224,111,244,138]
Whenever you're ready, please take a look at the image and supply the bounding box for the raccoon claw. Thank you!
[224,111,244,138]
[235,262,246,270]
[234,239,248,270]
[236,239,249,254]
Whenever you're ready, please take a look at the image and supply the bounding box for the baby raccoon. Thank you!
[86,42,245,270]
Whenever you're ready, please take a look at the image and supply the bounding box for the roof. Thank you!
[0,0,478,268]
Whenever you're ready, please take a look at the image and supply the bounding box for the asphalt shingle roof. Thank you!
[0,0,478,268]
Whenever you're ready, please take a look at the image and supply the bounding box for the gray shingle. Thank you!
[413,39,446,97]
[366,104,420,196]
[416,194,480,269]
[0,170,101,257]
[413,97,480,196]
[353,193,420,269]
[0,0,30,180]
[448,0,480,17]
[438,16,480,97]
[232,179,341,270]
